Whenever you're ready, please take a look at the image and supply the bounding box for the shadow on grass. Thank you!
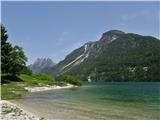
[1,75,23,84]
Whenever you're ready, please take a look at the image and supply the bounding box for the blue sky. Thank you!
[2,1,159,65]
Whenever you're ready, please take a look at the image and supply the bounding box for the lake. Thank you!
[12,82,160,120]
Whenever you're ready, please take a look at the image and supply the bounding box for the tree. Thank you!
[20,67,32,75]
[9,45,28,75]
[1,25,13,73]
[1,24,28,76]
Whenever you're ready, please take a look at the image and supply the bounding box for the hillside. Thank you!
[43,30,160,81]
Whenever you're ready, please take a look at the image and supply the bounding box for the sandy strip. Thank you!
[24,84,77,92]
[0,100,41,120]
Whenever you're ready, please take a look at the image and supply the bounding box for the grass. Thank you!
[19,74,55,86]
[1,73,81,100]
[1,74,56,100]
[1,82,27,100]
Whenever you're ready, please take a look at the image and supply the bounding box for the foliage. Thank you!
[1,74,23,84]
[55,81,67,86]
[20,67,33,75]
[56,75,82,86]
[9,45,28,75]
[1,25,28,77]
[19,74,55,86]
[1,25,13,74]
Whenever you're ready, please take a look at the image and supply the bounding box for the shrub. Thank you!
[20,67,32,75]
[56,75,82,86]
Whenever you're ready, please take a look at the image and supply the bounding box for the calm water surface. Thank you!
[13,82,160,120]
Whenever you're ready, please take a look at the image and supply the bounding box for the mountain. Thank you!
[28,58,55,73]
[43,30,160,81]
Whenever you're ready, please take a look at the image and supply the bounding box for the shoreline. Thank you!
[1,100,40,120]
[1,84,77,120]
[24,84,77,92]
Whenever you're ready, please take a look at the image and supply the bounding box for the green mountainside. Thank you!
[42,30,160,81]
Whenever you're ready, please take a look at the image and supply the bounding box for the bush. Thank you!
[1,74,23,84]
[55,81,67,86]
[56,75,82,86]
[20,67,32,75]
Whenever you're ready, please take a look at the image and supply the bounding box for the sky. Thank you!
[1,1,160,65]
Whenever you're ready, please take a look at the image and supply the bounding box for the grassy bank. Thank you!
[19,74,55,86]
[1,74,82,100]
[1,74,55,100]
[1,82,27,100]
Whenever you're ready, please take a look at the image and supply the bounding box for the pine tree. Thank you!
[1,25,13,73]
[1,24,28,76]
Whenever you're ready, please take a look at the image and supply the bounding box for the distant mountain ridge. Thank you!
[42,30,160,81]
[28,58,55,73]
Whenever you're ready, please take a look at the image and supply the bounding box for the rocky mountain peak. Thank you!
[34,58,55,67]
[28,58,55,73]
[100,30,125,43]
[44,30,160,82]
[104,30,125,35]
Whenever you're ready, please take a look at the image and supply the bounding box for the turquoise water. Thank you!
[13,82,160,120]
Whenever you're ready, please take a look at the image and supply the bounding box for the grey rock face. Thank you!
[28,58,55,73]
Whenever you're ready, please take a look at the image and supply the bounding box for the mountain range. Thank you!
[28,58,55,73]
[42,30,160,81]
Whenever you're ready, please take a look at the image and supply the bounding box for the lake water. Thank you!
[13,82,160,120]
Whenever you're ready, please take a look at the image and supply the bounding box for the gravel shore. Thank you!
[1,100,43,120]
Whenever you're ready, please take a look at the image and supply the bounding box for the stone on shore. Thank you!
[0,100,41,120]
